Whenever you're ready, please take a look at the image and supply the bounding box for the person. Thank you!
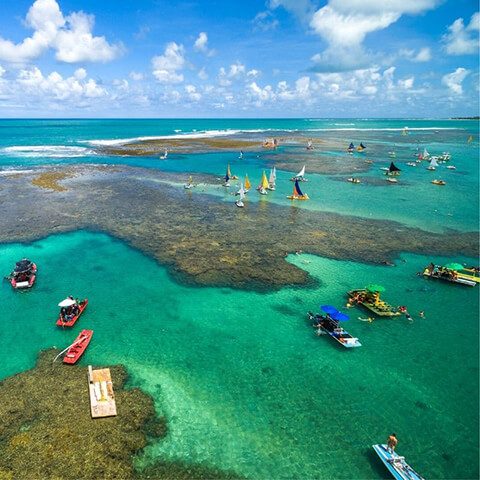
[419,310,425,318]
[405,313,413,322]
[387,433,398,452]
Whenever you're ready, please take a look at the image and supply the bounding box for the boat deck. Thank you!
[348,289,401,317]
[88,366,117,418]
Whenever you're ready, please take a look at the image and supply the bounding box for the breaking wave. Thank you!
[1,145,95,158]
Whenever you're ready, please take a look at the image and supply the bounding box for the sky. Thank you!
[0,0,478,118]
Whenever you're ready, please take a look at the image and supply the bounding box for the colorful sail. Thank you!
[348,142,355,149]
[244,174,251,190]
[227,164,232,177]
[268,168,276,185]
[294,179,304,197]
[261,170,269,189]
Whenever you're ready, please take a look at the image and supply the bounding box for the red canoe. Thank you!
[56,299,88,327]
[63,329,93,365]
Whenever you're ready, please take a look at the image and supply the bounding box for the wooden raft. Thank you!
[88,365,117,418]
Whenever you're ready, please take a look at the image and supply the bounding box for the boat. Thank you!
[227,164,238,180]
[422,148,430,160]
[385,162,401,176]
[239,150,243,159]
[236,183,246,208]
[380,167,390,171]
[406,162,417,167]
[287,179,309,200]
[347,142,355,153]
[244,174,251,192]
[372,444,425,480]
[63,329,94,365]
[9,259,37,289]
[446,165,456,170]
[402,127,409,136]
[427,157,438,170]
[306,140,314,150]
[388,150,396,158]
[184,175,194,189]
[347,177,361,184]
[356,142,366,152]
[268,167,276,190]
[431,179,446,185]
[290,165,307,182]
[347,286,401,317]
[468,135,473,143]
[307,307,361,348]
[263,138,278,149]
[422,263,476,286]
[159,149,168,160]
[439,152,451,161]
[56,298,88,327]
[386,178,398,183]
[257,170,269,195]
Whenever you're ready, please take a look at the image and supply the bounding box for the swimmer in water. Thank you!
[359,316,374,323]
[419,310,425,318]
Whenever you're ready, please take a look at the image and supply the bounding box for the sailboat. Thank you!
[227,163,238,180]
[257,171,269,195]
[385,162,401,176]
[184,175,194,189]
[356,142,366,152]
[287,179,309,200]
[268,167,276,190]
[290,165,307,182]
[422,148,430,160]
[236,183,246,207]
[239,150,244,159]
[347,142,355,153]
[402,127,409,136]
[468,135,473,144]
[306,140,313,150]
[159,149,168,160]
[224,166,230,187]
[427,157,438,170]
[244,174,251,192]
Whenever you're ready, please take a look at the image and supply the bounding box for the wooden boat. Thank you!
[386,162,401,176]
[56,299,88,327]
[356,142,366,152]
[287,179,309,200]
[431,179,446,185]
[290,165,307,182]
[257,171,269,195]
[10,259,37,289]
[373,444,425,480]
[422,264,476,287]
[307,312,361,348]
[268,167,276,190]
[347,288,401,317]
[63,329,93,365]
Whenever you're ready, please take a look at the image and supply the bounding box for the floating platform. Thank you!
[348,289,401,317]
[88,366,117,418]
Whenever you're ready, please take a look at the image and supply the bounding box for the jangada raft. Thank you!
[347,285,401,317]
[56,298,89,327]
[372,444,425,480]
[287,179,309,200]
[62,329,94,365]
[9,259,37,289]
[423,263,477,287]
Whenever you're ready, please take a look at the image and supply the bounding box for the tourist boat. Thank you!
[406,162,417,167]
[347,177,361,184]
[356,142,366,152]
[446,165,456,170]
[307,307,361,348]
[56,298,88,327]
[431,179,446,185]
[347,286,401,317]
[372,444,425,480]
[257,171,269,195]
[235,183,246,208]
[9,259,37,289]
[388,150,396,158]
[427,157,438,170]
[290,165,307,182]
[268,167,276,190]
[159,149,168,160]
[386,177,398,183]
[439,152,451,161]
[63,329,94,365]
[347,142,355,153]
[287,179,309,200]
[244,174,251,192]
[385,162,401,176]
[422,263,476,287]
[184,175,194,189]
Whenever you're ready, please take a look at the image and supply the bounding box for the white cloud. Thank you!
[309,0,440,72]
[0,0,122,64]
[252,11,279,31]
[185,84,201,101]
[400,47,431,62]
[0,65,6,78]
[398,77,414,89]
[193,32,215,56]
[198,67,208,80]
[152,42,185,83]
[268,0,314,23]
[247,69,260,78]
[218,62,246,86]
[442,68,469,95]
[129,71,144,81]
[443,13,480,55]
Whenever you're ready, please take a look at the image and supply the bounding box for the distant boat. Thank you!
[347,142,355,153]
[244,174,251,192]
[184,175,194,189]
[224,168,230,187]
[402,127,409,135]
[227,163,238,180]
[422,148,430,160]
[290,165,307,182]
[236,183,246,208]
[372,444,424,480]
[347,177,361,184]
[431,179,446,186]
[387,177,398,183]
[446,165,456,170]
[468,135,473,143]
[356,142,366,152]
[287,179,309,200]
[306,140,313,150]
[388,145,396,158]
[268,167,276,190]
[257,170,269,195]
[438,152,451,161]
[427,157,438,170]
[159,149,168,160]
[386,162,401,176]
[406,162,417,167]
[239,150,244,159]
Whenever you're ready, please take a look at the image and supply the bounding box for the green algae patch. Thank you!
[0,349,160,479]
[31,171,75,192]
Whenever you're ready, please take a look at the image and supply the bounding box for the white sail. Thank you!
[272,166,276,180]
[296,165,306,178]
[423,148,429,158]
[239,183,245,200]
[269,169,275,185]
[429,157,438,168]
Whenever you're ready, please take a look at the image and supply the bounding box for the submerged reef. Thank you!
[0,165,477,291]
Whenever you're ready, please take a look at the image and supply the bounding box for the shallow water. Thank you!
[0,231,478,479]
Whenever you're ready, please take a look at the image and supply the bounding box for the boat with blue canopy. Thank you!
[372,444,425,480]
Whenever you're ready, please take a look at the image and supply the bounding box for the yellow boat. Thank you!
[287,179,309,200]
[347,288,401,317]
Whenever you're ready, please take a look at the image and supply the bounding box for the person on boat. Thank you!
[387,433,398,452]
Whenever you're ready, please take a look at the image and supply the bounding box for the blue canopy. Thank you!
[321,305,338,314]
[330,311,350,322]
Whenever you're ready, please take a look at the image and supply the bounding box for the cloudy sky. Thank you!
[0,0,478,117]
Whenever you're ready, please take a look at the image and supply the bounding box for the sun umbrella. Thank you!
[366,284,385,293]
[321,305,338,314]
[444,262,464,271]
[58,298,76,307]
[330,311,350,322]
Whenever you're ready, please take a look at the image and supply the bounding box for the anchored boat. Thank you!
[386,162,401,176]
[423,263,476,287]
[236,183,246,208]
[290,165,307,182]
[62,329,94,365]
[257,171,269,195]
[9,259,37,289]
[287,179,309,200]
[56,298,88,327]
[357,142,366,152]
[431,179,446,185]
[347,285,401,317]
[268,167,276,190]
[373,444,425,480]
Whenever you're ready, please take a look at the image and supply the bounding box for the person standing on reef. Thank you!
[387,433,398,453]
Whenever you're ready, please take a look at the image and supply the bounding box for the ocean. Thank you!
[0,118,478,479]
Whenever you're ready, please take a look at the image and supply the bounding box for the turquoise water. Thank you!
[0,119,478,478]
[0,231,478,479]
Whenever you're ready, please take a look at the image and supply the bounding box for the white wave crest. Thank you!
[2,145,94,158]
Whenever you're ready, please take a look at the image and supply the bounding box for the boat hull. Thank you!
[63,329,93,365]
[56,299,89,327]
[287,194,309,200]
[423,270,476,287]
[372,444,424,480]
[11,263,37,289]
[347,289,401,317]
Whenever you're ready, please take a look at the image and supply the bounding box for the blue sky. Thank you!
[0,0,478,117]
